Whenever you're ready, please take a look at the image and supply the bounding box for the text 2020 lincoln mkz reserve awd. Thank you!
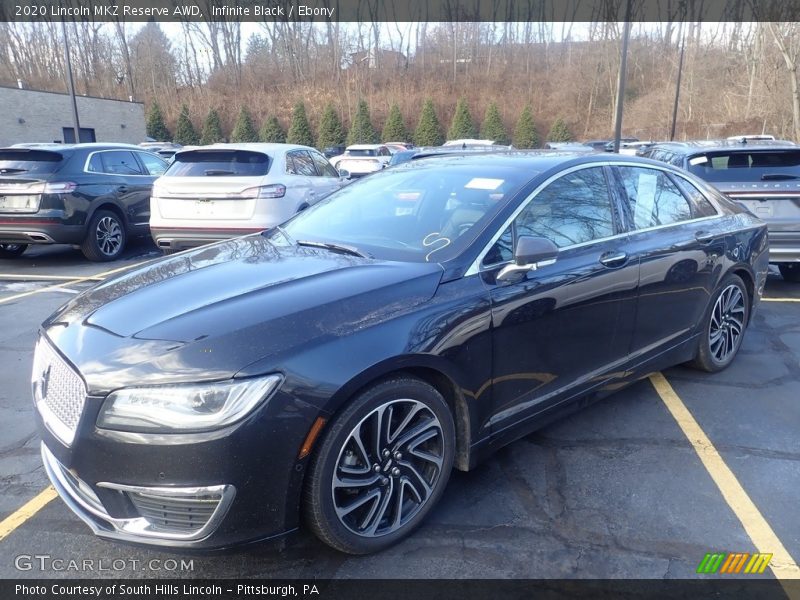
[33,153,769,554]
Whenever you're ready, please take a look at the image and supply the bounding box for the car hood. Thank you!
[42,235,443,394]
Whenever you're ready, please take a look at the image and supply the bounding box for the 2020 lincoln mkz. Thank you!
[34,153,769,554]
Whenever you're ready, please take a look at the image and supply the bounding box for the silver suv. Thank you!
[640,139,800,282]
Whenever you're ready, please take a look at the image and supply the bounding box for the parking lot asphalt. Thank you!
[0,243,798,580]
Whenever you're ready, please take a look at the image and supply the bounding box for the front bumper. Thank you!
[37,385,322,550]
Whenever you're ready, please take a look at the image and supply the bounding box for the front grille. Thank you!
[32,337,87,446]
[127,490,221,534]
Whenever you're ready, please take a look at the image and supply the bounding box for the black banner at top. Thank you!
[3,0,800,23]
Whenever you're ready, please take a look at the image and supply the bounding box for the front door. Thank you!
[481,165,639,440]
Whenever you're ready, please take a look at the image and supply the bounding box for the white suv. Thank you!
[329,144,392,178]
[150,143,345,252]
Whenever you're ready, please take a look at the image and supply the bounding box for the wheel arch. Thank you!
[324,355,475,472]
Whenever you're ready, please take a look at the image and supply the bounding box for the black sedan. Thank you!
[0,144,167,261]
[33,153,769,554]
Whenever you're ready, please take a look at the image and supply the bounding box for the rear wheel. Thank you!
[778,263,800,283]
[81,210,126,261]
[0,243,27,258]
[304,376,455,554]
[689,274,749,372]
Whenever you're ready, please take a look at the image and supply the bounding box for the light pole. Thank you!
[612,0,633,153]
[61,19,81,143]
[670,25,687,141]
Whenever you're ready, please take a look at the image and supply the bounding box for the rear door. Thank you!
[88,150,151,229]
[482,165,639,440]
[610,164,724,361]
[308,149,344,199]
[285,150,318,207]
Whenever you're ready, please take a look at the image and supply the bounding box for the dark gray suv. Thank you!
[640,139,800,282]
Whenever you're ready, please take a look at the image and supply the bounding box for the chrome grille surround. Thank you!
[31,336,87,446]
[41,443,235,545]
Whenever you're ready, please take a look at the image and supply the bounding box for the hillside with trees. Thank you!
[1,21,798,146]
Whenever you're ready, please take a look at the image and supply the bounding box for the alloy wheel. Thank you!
[331,399,445,537]
[95,216,122,256]
[708,284,746,364]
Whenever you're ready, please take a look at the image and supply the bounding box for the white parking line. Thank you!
[0,274,105,282]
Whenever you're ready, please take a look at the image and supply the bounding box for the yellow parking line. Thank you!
[0,259,153,306]
[650,373,800,583]
[762,298,800,303]
[0,486,57,542]
[0,274,105,282]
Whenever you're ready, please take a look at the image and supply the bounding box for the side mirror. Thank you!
[497,236,558,282]
[338,168,350,179]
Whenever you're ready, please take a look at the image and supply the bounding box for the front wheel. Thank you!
[689,273,749,372]
[304,376,455,554]
[778,263,800,283]
[0,243,28,258]
[81,210,126,261]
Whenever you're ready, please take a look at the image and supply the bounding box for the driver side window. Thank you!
[483,166,615,267]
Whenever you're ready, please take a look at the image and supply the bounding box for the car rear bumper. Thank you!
[767,232,800,263]
[0,220,85,245]
[151,227,265,252]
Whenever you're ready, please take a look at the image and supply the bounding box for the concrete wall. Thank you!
[0,86,146,147]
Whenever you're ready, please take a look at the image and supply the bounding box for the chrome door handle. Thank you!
[695,231,714,244]
[599,251,628,267]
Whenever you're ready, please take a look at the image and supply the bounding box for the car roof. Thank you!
[648,139,798,155]
[346,144,384,150]
[401,150,666,172]
[173,143,313,157]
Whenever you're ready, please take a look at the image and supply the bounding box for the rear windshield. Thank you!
[687,150,800,182]
[346,149,377,157]
[164,150,270,177]
[0,150,65,175]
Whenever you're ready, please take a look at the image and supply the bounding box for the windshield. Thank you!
[165,150,271,177]
[687,150,800,182]
[0,150,65,175]
[276,162,534,263]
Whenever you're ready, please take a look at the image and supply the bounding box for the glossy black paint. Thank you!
[0,144,165,247]
[36,153,770,549]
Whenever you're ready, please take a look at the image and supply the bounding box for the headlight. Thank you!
[96,374,282,433]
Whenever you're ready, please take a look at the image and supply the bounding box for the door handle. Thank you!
[599,251,628,267]
[117,185,130,194]
[695,231,714,244]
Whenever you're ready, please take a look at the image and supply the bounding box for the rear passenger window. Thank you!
[673,176,718,217]
[98,151,143,175]
[616,166,692,229]
[310,151,339,177]
[288,151,317,176]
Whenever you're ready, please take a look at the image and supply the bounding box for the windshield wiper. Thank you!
[0,168,28,174]
[296,240,371,258]
[204,169,235,176]
[761,173,800,180]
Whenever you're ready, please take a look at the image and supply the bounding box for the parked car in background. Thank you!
[604,137,640,152]
[35,152,767,555]
[641,139,800,281]
[322,145,346,159]
[149,143,345,253]
[329,144,393,178]
[582,140,612,151]
[619,141,655,156]
[139,142,183,161]
[545,142,595,152]
[0,143,167,260]
[384,142,415,153]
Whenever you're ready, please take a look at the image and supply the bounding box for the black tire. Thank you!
[778,263,800,283]
[304,376,455,554]
[0,243,28,258]
[80,210,126,262]
[689,273,750,373]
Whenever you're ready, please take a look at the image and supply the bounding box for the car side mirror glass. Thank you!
[338,168,350,179]
[497,236,559,282]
